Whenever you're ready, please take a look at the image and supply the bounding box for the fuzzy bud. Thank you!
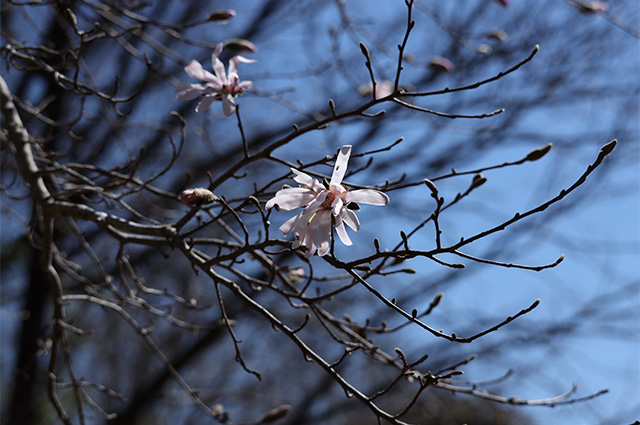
[259,404,292,424]
[180,188,218,205]
[424,178,438,196]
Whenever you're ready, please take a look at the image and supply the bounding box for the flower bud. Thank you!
[180,188,217,205]
[224,38,258,54]
[486,29,509,42]
[525,143,553,162]
[600,139,617,156]
[211,403,224,416]
[471,173,487,189]
[576,1,608,13]
[477,44,492,55]
[64,8,77,28]
[424,179,438,196]
[259,404,292,424]
[359,42,370,59]
[207,10,236,22]
[429,56,455,73]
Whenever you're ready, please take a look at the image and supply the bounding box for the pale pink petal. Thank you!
[341,208,360,231]
[345,189,389,206]
[228,72,239,87]
[304,239,315,257]
[279,213,302,236]
[291,169,316,185]
[330,145,351,187]
[235,55,257,64]
[302,191,328,214]
[184,60,221,85]
[228,60,239,81]
[331,196,343,217]
[228,56,256,78]
[334,218,353,246]
[213,43,224,59]
[295,220,312,253]
[236,81,253,91]
[196,96,216,113]
[175,83,207,101]
[293,207,326,256]
[292,169,324,191]
[222,95,236,116]
[212,57,228,85]
[266,188,317,211]
[311,209,332,256]
[292,215,309,249]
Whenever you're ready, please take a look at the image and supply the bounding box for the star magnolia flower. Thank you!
[266,145,389,257]
[175,43,255,116]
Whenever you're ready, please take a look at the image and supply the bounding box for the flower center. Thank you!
[321,192,336,209]
[321,185,348,209]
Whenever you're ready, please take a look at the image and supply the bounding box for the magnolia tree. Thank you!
[2,1,638,425]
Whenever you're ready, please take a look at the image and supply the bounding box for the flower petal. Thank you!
[222,95,236,116]
[302,190,328,215]
[330,145,351,187]
[311,209,332,256]
[292,169,324,192]
[175,83,207,101]
[212,56,227,85]
[184,60,221,85]
[345,189,389,206]
[213,43,224,59]
[341,208,360,231]
[331,195,343,217]
[236,80,253,90]
[279,213,302,236]
[228,59,239,81]
[235,55,257,64]
[266,188,317,211]
[334,217,353,246]
[196,96,216,113]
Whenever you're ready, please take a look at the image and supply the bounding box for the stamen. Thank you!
[321,192,336,209]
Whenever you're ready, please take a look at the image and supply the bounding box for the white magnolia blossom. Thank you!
[266,145,389,257]
[175,43,254,116]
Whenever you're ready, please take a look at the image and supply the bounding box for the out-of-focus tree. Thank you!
[1,1,638,424]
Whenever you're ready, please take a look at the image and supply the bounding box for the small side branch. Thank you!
[393,97,504,119]
[404,44,540,97]
[394,0,416,90]
[454,250,565,272]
